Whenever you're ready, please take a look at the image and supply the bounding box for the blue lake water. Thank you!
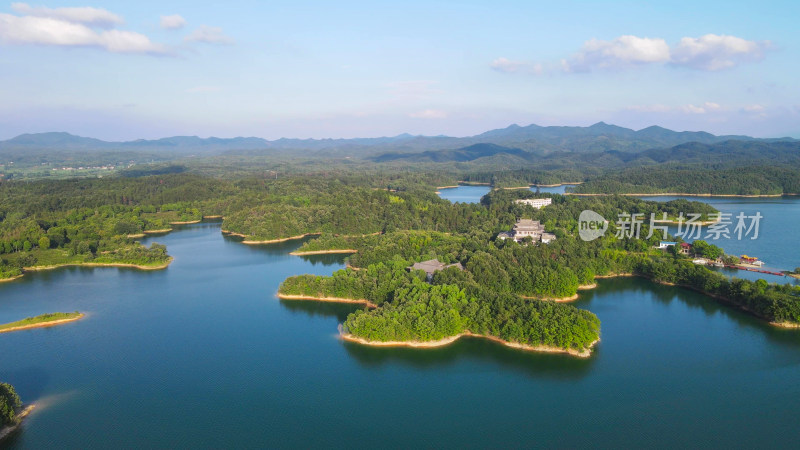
[437,184,567,204]
[3,219,800,447]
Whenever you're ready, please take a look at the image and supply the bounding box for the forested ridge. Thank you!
[572,166,800,195]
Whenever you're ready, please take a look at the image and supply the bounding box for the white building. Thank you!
[498,219,556,244]
[514,198,552,209]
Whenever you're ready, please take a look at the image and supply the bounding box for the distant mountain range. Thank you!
[371,143,532,163]
[1,123,795,161]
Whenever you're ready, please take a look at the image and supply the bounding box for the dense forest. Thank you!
[572,166,800,195]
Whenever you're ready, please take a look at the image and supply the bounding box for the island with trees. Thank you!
[0,312,84,334]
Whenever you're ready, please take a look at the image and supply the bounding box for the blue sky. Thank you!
[0,0,798,140]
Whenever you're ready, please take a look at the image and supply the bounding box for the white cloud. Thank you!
[494,33,769,75]
[11,2,122,27]
[409,109,447,119]
[671,34,770,71]
[0,7,167,55]
[627,102,724,115]
[681,102,723,114]
[743,104,765,112]
[160,14,186,30]
[564,35,670,72]
[185,25,233,45]
[101,29,166,54]
[684,104,707,114]
[490,57,543,75]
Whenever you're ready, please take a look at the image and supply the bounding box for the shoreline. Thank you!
[22,257,173,274]
[657,217,721,226]
[277,293,378,308]
[0,274,24,283]
[534,182,583,187]
[567,192,790,198]
[289,249,358,256]
[0,314,85,334]
[457,181,491,186]
[520,283,596,302]
[242,233,317,245]
[169,219,201,225]
[221,229,248,238]
[143,228,172,234]
[521,293,579,302]
[202,215,223,219]
[495,182,583,191]
[340,331,599,358]
[0,404,35,442]
[222,230,319,244]
[771,321,800,329]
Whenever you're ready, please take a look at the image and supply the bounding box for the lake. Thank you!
[3,219,800,447]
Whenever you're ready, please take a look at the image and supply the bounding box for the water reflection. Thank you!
[278,299,359,322]
[296,253,349,267]
[343,335,596,380]
[220,233,309,256]
[583,278,800,350]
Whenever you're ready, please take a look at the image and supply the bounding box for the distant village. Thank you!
[51,166,117,171]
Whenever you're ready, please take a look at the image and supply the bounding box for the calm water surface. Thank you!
[437,184,568,204]
[3,220,800,448]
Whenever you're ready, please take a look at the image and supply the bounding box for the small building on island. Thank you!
[514,198,552,209]
[498,219,556,244]
[408,259,464,281]
[657,241,677,249]
[679,242,692,255]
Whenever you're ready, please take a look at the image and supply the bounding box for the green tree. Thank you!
[0,382,22,426]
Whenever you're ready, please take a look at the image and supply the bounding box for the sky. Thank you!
[0,0,798,140]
